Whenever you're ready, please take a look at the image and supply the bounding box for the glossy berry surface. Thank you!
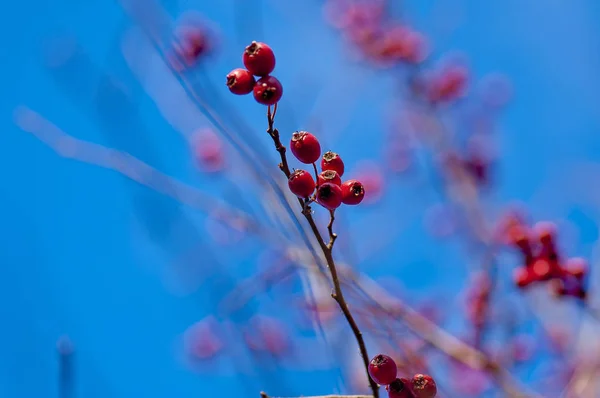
[387,378,414,398]
[321,151,345,177]
[316,183,343,210]
[412,374,437,398]
[341,180,365,205]
[243,41,276,76]
[253,76,283,105]
[288,170,316,198]
[290,131,321,164]
[226,68,256,95]
[318,170,342,186]
[368,354,398,385]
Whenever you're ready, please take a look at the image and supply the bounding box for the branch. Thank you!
[266,107,379,398]
[326,210,337,249]
[261,393,372,398]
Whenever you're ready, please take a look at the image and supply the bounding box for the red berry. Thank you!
[565,257,588,279]
[387,378,414,398]
[341,180,365,205]
[290,131,321,164]
[514,267,535,288]
[321,151,345,176]
[226,68,256,95]
[243,41,276,76]
[173,25,210,67]
[253,75,283,105]
[288,169,316,198]
[368,354,398,385]
[316,183,343,210]
[534,221,557,245]
[318,170,341,186]
[429,64,468,103]
[412,374,437,398]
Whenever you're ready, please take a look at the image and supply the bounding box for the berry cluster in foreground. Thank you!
[369,354,437,398]
[226,41,283,105]
[287,132,365,209]
[501,214,587,299]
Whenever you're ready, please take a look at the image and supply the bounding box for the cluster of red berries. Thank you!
[287,131,365,209]
[368,354,437,398]
[226,41,283,105]
[325,1,426,66]
[503,215,588,299]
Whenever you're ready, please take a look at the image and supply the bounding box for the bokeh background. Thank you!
[3,0,600,397]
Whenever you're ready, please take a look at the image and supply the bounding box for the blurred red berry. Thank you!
[173,25,210,67]
[291,131,321,164]
[368,354,398,385]
[341,180,365,205]
[193,129,224,172]
[253,75,283,105]
[321,150,345,176]
[534,221,557,245]
[243,41,276,76]
[387,378,414,398]
[429,64,468,103]
[565,257,588,279]
[318,170,342,186]
[412,374,437,398]
[226,68,255,95]
[532,258,552,280]
[514,267,535,288]
[316,183,343,210]
[288,169,316,198]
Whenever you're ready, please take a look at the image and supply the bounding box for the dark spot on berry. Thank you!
[318,185,333,199]
[389,378,406,393]
[352,183,364,196]
[246,41,259,55]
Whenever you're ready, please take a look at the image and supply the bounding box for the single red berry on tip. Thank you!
[321,151,345,176]
[290,131,321,164]
[316,183,343,210]
[243,41,276,76]
[288,170,316,198]
[341,180,365,205]
[387,378,414,398]
[253,75,283,105]
[318,170,342,186]
[412,374,437,398]
[226,68,256,95]
[368,354,398,385]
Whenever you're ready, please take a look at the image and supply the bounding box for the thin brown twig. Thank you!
[327,209,337,249]
[265,108,379,398]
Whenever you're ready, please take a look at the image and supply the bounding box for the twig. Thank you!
[265,108,379,398]
[327,209,337,249]
[261,393,372,398]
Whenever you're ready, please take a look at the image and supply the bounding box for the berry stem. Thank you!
[265,109,379,398]
[327,209,338,249]
[312,162,320,184]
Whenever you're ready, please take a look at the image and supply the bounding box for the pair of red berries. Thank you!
[226,41,283,105]
[368,354,437,398]
[286,131,365,209]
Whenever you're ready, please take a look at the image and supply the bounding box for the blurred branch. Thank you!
[261,393,372,398]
